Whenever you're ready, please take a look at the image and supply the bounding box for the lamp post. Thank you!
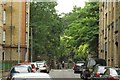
[31,28,33,62]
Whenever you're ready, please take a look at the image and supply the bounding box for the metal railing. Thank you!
[1,60,18,80]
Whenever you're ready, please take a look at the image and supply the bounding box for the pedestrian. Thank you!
[62,61,65,69]
[83,68,91,80]
[56,62,59,69]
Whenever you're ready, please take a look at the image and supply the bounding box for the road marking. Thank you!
[52,69,70,72]
[53,70,62,71]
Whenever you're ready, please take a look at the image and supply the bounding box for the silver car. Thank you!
[7,65,33,80]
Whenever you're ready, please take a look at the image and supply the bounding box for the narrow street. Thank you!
[1,0,120,80]
[49,69,80,80]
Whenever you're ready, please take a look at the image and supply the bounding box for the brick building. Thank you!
[1,1,30,62]
[99,1,120,67]
[0,1,3,61]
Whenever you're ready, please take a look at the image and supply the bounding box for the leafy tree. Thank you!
[61,2,99,61]
[30,2,64,60]
[30,1,99,62]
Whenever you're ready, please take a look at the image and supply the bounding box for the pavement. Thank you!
[2,71,9,80]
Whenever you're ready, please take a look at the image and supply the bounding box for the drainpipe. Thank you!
[18,2,21,63]
[10,1,12,61]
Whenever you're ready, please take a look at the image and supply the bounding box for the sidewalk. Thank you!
[2,71,9,80]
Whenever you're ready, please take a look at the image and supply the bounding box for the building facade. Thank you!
[2,1,30,62]
[0,1,3,61]
[0,1,3,79]
[99,1,120,67]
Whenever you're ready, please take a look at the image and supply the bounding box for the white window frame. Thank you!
[3,31,5,44]
[3,10,6,25]
[26,13,28,24]
[3,0,6,5]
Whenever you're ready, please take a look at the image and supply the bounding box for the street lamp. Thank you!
[31,28,33,62]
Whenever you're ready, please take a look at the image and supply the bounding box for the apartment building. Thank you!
[0,1,3,61]
[2,1,30,62]
[0,3,3,78]
[99,1,120,67]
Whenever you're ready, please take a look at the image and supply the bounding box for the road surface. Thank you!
[49,69,80,80]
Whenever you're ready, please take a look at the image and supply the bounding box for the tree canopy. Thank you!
[30,2,64,60]
[60,2,99,61]
[30,1,99,62]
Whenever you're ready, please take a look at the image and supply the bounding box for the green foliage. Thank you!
[30,2,64,59]
[75,44,89,60]
[30,1,99,61]
[61,2,99,60]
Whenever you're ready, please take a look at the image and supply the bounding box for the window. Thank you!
[102,42,104,52]
[111,22,114,36]
[112,6,114,19]
[108,25,110,31]
[104,28,107,39]
[3,10,6,25]
[25,32,28,45]
[115,18,118,33]
[3,31,5,44]
[0,1,2,4]
[2,52,5,60]
[115,36,118,47]
[3,0,6,5]
[105,42,107,52]
[26,13,28,24]
[105,0,107,9]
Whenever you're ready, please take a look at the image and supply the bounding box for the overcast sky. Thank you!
[55,0,88,14]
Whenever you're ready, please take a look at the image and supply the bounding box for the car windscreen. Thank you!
[97,66,106,73]
[76,63,84,66]
[12,66,29,73]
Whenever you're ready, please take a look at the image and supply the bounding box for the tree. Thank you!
[30,2,64,60]
[61,2,99,60]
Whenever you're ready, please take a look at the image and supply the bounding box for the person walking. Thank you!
[62,61,65,69]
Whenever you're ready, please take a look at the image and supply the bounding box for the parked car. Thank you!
[99,67,120,80]
[36,61,50,73]
[17,62,37,72]
[81,58,107,80]
[12,73,52,80]
[73,61,85,73]
[90,64,111,80]
[7,65,33,80]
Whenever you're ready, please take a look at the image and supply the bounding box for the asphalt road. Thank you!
[49,69,80,80]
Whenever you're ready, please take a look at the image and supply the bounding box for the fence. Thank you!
[1,60,18,80]
[2,60,18,72]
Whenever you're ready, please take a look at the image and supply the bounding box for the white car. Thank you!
[12,73,52,80]
[36,61,50,73]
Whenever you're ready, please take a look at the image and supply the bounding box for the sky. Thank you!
[55,0,88,14]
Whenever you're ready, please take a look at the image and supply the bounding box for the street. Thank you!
[49,69,80,80]
[1,0,119,80]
